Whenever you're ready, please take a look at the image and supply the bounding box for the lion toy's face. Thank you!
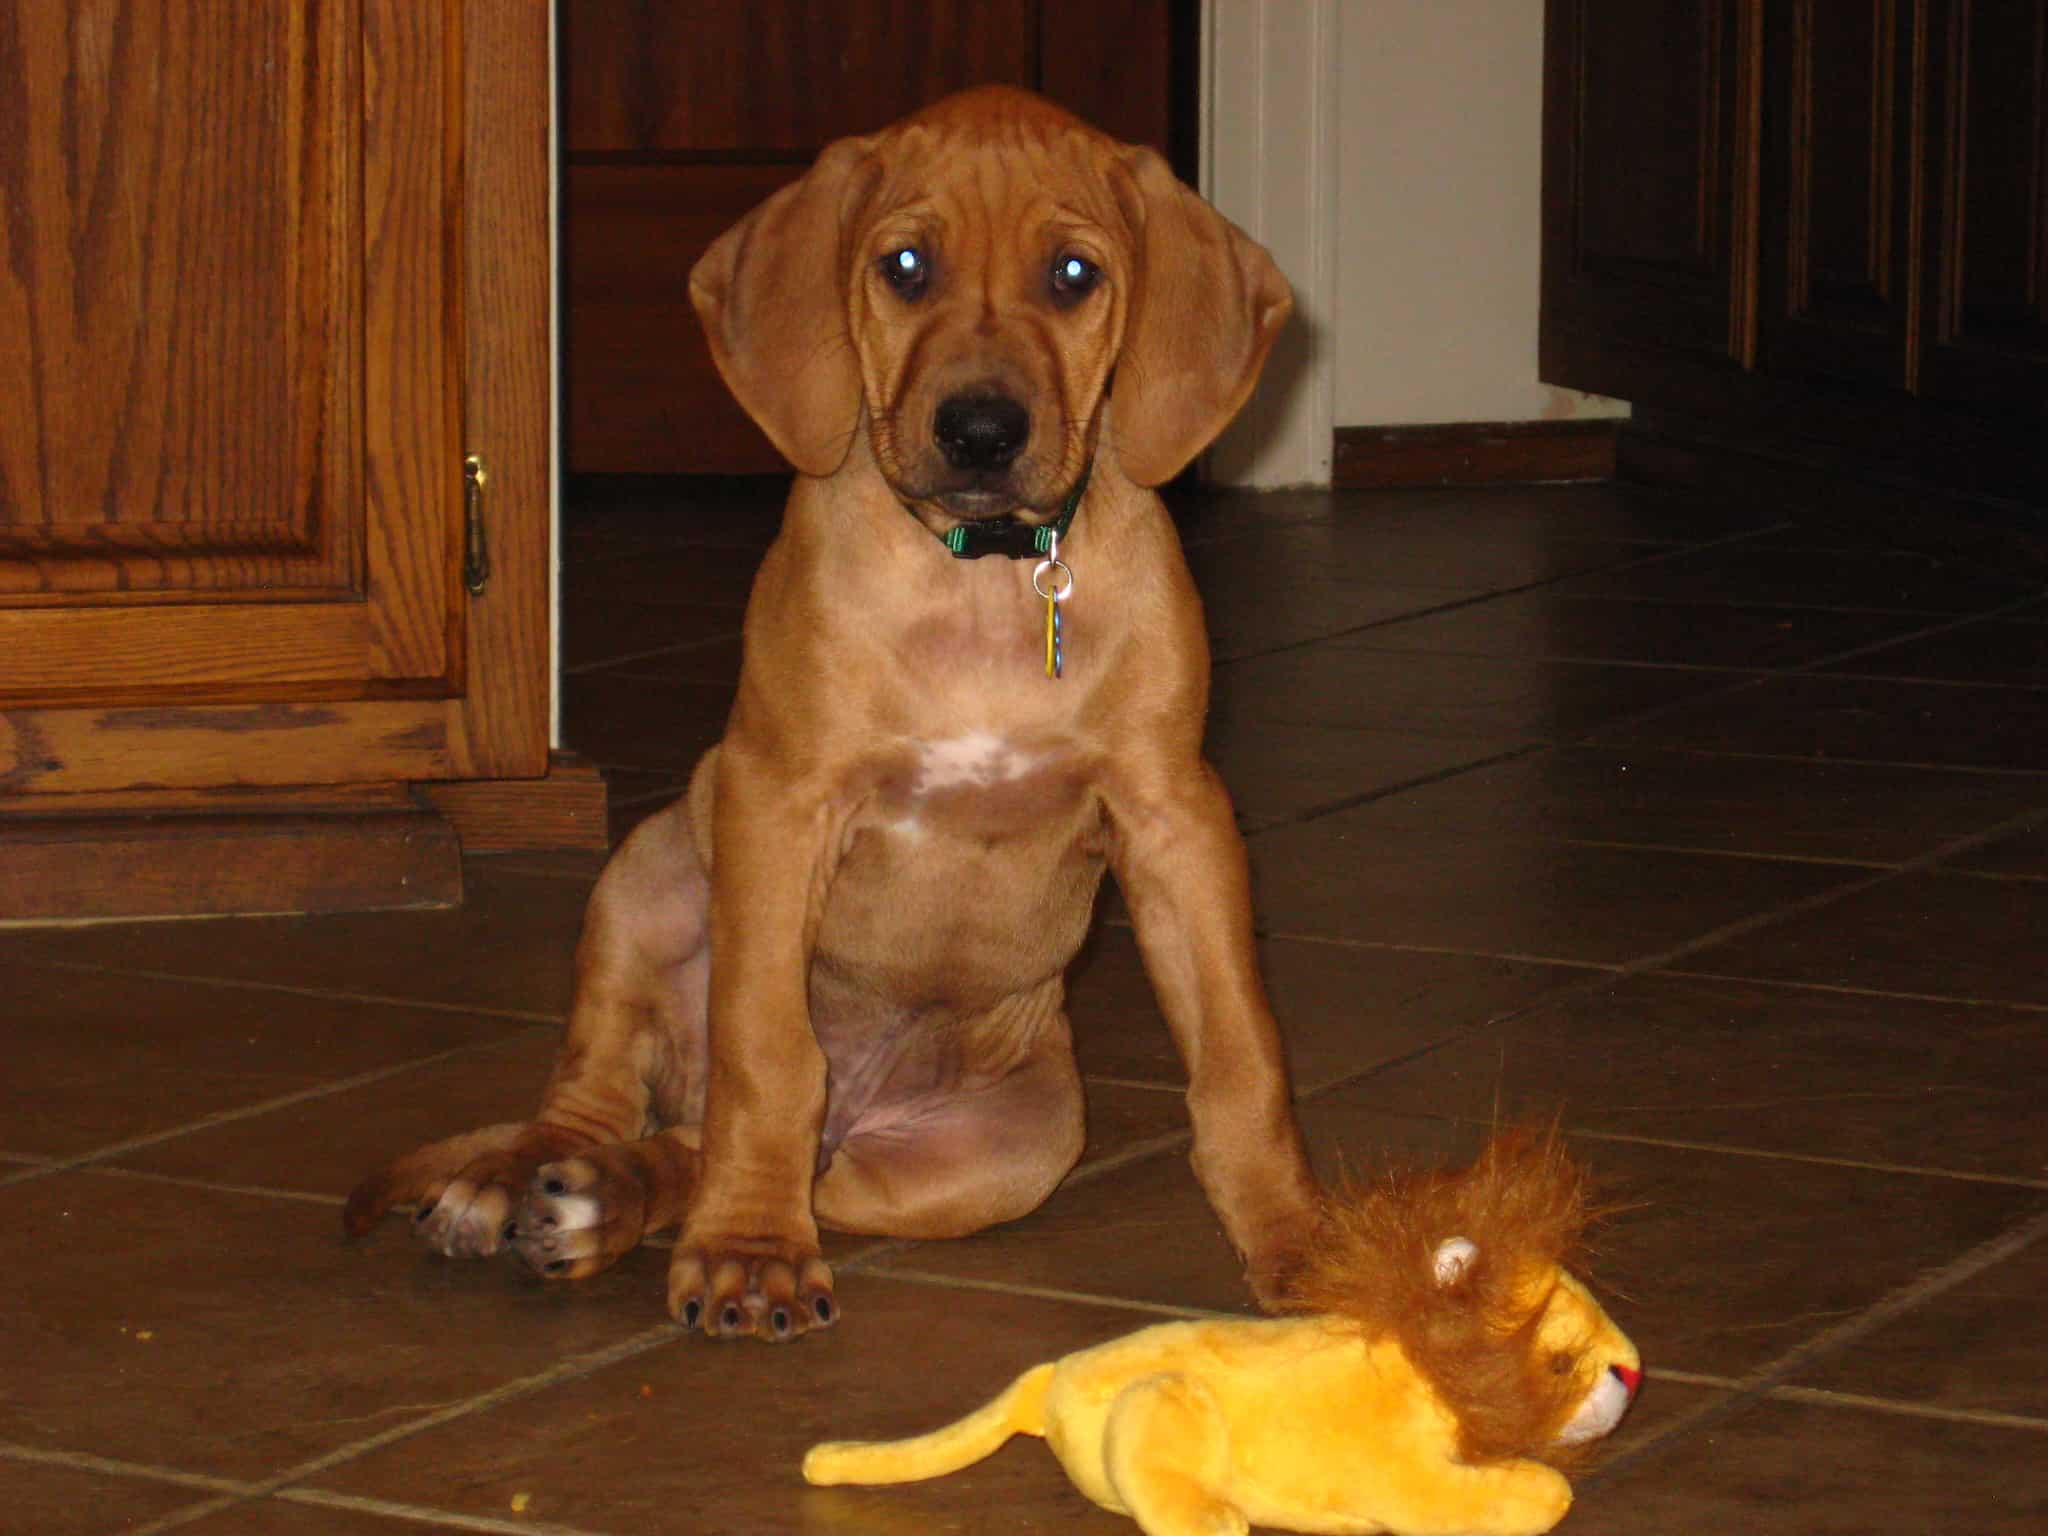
[1290,1128,1643,1468]
[1510,1253,1643,1448]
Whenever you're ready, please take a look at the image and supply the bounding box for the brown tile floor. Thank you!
[6,479,2047,1534]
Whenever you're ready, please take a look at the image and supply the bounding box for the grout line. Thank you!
[1467,595,2046,791]
[276,1486,613,1536]
[1580,1202,2048,1489]
[0,1025,555,1193]
[860,1266,1233,1322]
[1576,741,2048,778]
[1244,742,1552,832]
[1509,837,1896,870]
[1295,1013,1592,1107]
[1739,1381,2048,1436]
[0,1440,250,1496]
[1611,805,2048,980]
[1657,968,2048,1014]
[125,1321,689,1536]
[1225,579,2047,845]
[1060,1127,1199,1186]
[834,1129,1212,1281]
[1812,668,2048,693]
[1079,1074,1185,1094]
[1207,522,1796,670]
[1931,864,2048,885]
[1107,903,1628,976]
[1251,928,1627,973]
[1648,1366,1744,1391]
[1615,1369,2048,1437]
[18,955,568,1026]
[76,1165,350,1207]
[1456,1120,2048,1193]
[1783,588,2048,672]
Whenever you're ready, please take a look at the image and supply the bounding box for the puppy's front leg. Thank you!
[1107,759,1320,1309]
[671,741,838,1342]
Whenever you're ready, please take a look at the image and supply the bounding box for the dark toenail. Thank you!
[721,1304,742,1331]
[813,1296,834,1323]
[545,1259,567,1275]
[502,1221,518,1241]
[682,1299,702,1329]
[544,1178,566,1195]
[770,1308,791,1336]
[414,1201,436,1222]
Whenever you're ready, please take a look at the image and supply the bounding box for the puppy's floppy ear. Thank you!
[689,139,879,477]
[1108,148,1293,486]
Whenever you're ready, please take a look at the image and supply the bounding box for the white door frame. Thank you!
[1200,0,1341,489]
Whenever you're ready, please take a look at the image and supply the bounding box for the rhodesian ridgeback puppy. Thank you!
[346,84,1320,1340]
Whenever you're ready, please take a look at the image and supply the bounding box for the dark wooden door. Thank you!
[0,0,551,799]
[1540,0,1758,407]
[1918,0,2048,418]
[1541,0,2046,507]
[1756,0,1920,391]
[562,0,1187,474]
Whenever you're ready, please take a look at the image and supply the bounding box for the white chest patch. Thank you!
[910,732,1041,798]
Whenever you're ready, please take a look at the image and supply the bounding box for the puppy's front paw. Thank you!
[510,1151,652,1281]
[669,1236,835,1342]
[1242,1206,1324,1313]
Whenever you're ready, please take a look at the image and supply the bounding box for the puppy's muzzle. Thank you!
[934,392,1031,473]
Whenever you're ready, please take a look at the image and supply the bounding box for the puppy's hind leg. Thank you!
[345,793,713,1274]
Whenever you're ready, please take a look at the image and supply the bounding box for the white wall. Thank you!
[1336,0,1622,426]
[1204,0,1625,487]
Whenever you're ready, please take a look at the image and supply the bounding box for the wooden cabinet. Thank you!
[1542,0,2048,509]
[563,0,1189,475]
[0,2,583,924]
[1919,0,2048,417]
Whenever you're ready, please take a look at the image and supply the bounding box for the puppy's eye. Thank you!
[1050,253,1101,303]
[880,246,929,300]
[1551,1351,1577,1377]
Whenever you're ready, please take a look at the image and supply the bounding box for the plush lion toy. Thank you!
[804,1129,1640,1536]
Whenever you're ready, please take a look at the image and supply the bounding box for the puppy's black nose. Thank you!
[934,393,1030,471]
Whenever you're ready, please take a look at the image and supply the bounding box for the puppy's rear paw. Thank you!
[510,1152,652,1281]
[344,1123,586,1261]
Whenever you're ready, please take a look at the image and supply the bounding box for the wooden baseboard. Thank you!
[1333,419,1620,488]
[419,751,611,854]
[0,788,461,926]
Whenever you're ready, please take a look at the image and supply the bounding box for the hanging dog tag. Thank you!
[1032,534,1073,680]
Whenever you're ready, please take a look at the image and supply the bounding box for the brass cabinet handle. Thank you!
[462,453,491,595]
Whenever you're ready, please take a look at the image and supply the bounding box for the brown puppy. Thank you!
[346,85,1320,1341]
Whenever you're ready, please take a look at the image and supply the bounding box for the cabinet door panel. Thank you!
[1759,0,1919,389]
[0,0,549,798]
[0,0,455,698]
[1543,0,1754,383]
[1920,0,2048,415]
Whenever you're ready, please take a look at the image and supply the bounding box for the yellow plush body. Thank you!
[804,1132,1641,1536]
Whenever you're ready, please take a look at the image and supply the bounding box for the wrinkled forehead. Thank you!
[852,114,1134,254]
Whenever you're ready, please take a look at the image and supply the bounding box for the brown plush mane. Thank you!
[1281,1127,1599,1467]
